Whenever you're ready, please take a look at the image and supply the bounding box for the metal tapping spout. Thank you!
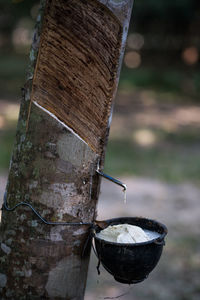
[96,168,127,191]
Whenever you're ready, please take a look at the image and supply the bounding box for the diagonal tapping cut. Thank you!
[33,101,88,146]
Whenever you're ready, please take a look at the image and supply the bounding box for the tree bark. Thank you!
[0,0,133,299]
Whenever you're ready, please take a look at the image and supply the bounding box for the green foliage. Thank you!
[0,129,16,170]
[105,135,200,183]
[0,0,38,33]
[0,54,28,98]
[120,67,182,93]
[134,0,195,19]
[119,66,200,100]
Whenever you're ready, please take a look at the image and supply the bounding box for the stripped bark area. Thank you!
[32,0,122,153]
[0,0,133,299]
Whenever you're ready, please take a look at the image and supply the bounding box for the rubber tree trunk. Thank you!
[0,0,133,299]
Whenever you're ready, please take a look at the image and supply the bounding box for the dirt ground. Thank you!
[1,174,200,300]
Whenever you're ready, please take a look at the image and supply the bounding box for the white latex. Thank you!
[96,224,149,244]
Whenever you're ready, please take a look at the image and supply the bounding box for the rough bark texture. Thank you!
[0,0,133,299]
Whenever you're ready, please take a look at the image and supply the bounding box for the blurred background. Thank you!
[0,0,200,299]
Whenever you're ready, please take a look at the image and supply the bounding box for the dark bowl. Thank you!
[93,217,168,284]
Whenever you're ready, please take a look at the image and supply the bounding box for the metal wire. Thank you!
[2,192,92,226]
[2,170,126,226]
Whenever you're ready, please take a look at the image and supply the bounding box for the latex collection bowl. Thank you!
[93,217,168,284]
